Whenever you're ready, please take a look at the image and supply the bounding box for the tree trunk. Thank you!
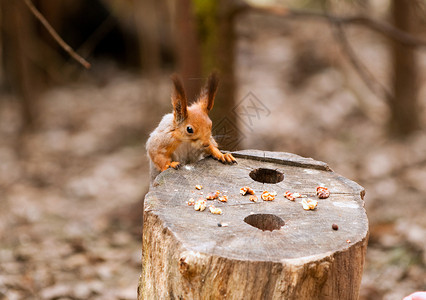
[172,0,242,151]
[139,150,369,300]
[135,0,162,75]
[192,0,242,151]
[388,0,420,137]
[210,0,239,150]
[0,0,40,131]
[174,0,203,102]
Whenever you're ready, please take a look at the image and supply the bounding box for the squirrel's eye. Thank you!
[186,126,194,134]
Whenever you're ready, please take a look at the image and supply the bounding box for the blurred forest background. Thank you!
[0,0,425,299]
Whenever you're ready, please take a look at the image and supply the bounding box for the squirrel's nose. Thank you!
[202,142,210,148]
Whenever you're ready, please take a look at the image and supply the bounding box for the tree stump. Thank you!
[138,150,369,300]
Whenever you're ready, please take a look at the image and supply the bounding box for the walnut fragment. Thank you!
[240,186,255,196]
[316,186,330,199]
[209,205,222,215]
[194,199,206,211]
[218,195,228,203]
[206,191,220,200]
[261,191,277,201]
[301,198,318,210]
[249,195,258,202]
[284,191,305,201]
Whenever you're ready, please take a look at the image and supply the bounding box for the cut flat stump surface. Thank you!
[139,150,369,300]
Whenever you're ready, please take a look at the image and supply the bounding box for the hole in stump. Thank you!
[244,214,285,231]
[249,168,284,184]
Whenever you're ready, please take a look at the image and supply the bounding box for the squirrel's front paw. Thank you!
[169,161,181,169]
[162,161,181,171]
[219,153,237,164]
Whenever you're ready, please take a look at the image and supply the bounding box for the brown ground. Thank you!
[1,15,425,300]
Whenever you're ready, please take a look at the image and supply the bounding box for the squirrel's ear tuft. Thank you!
[200,71,219,113]
[171,74,188,123]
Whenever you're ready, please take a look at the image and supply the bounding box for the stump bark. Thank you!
[138,150,369,300]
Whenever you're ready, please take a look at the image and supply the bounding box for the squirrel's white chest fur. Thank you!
[172,142,207,164]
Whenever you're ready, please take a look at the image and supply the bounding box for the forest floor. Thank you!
[1,14,426,300]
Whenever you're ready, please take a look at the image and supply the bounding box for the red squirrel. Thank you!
[146,72,236,181]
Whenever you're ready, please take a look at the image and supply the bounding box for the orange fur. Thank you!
[146,72,236,182]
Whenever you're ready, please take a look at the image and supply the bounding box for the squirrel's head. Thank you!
[171,72,219,148]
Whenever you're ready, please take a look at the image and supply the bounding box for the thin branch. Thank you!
[335,15,426,48]
[331,22,393,102]
[243,4,426,48]
[23,0,91,69]
[238,3,424,102]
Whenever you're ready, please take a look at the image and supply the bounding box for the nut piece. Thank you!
[194,199,207,211]
[240,186,255,196]
[218,195,228,202]
[195,185,203,190]
[332,224,339,230]
[187,198,195,206]
[284,191,295,201]
[301,198,318,210]
[206,190,220,200]
[209,205,222,215]
[316,186,330,199]
[261,191,277,201]
[249,195,258,202]
[284,191,306,201]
